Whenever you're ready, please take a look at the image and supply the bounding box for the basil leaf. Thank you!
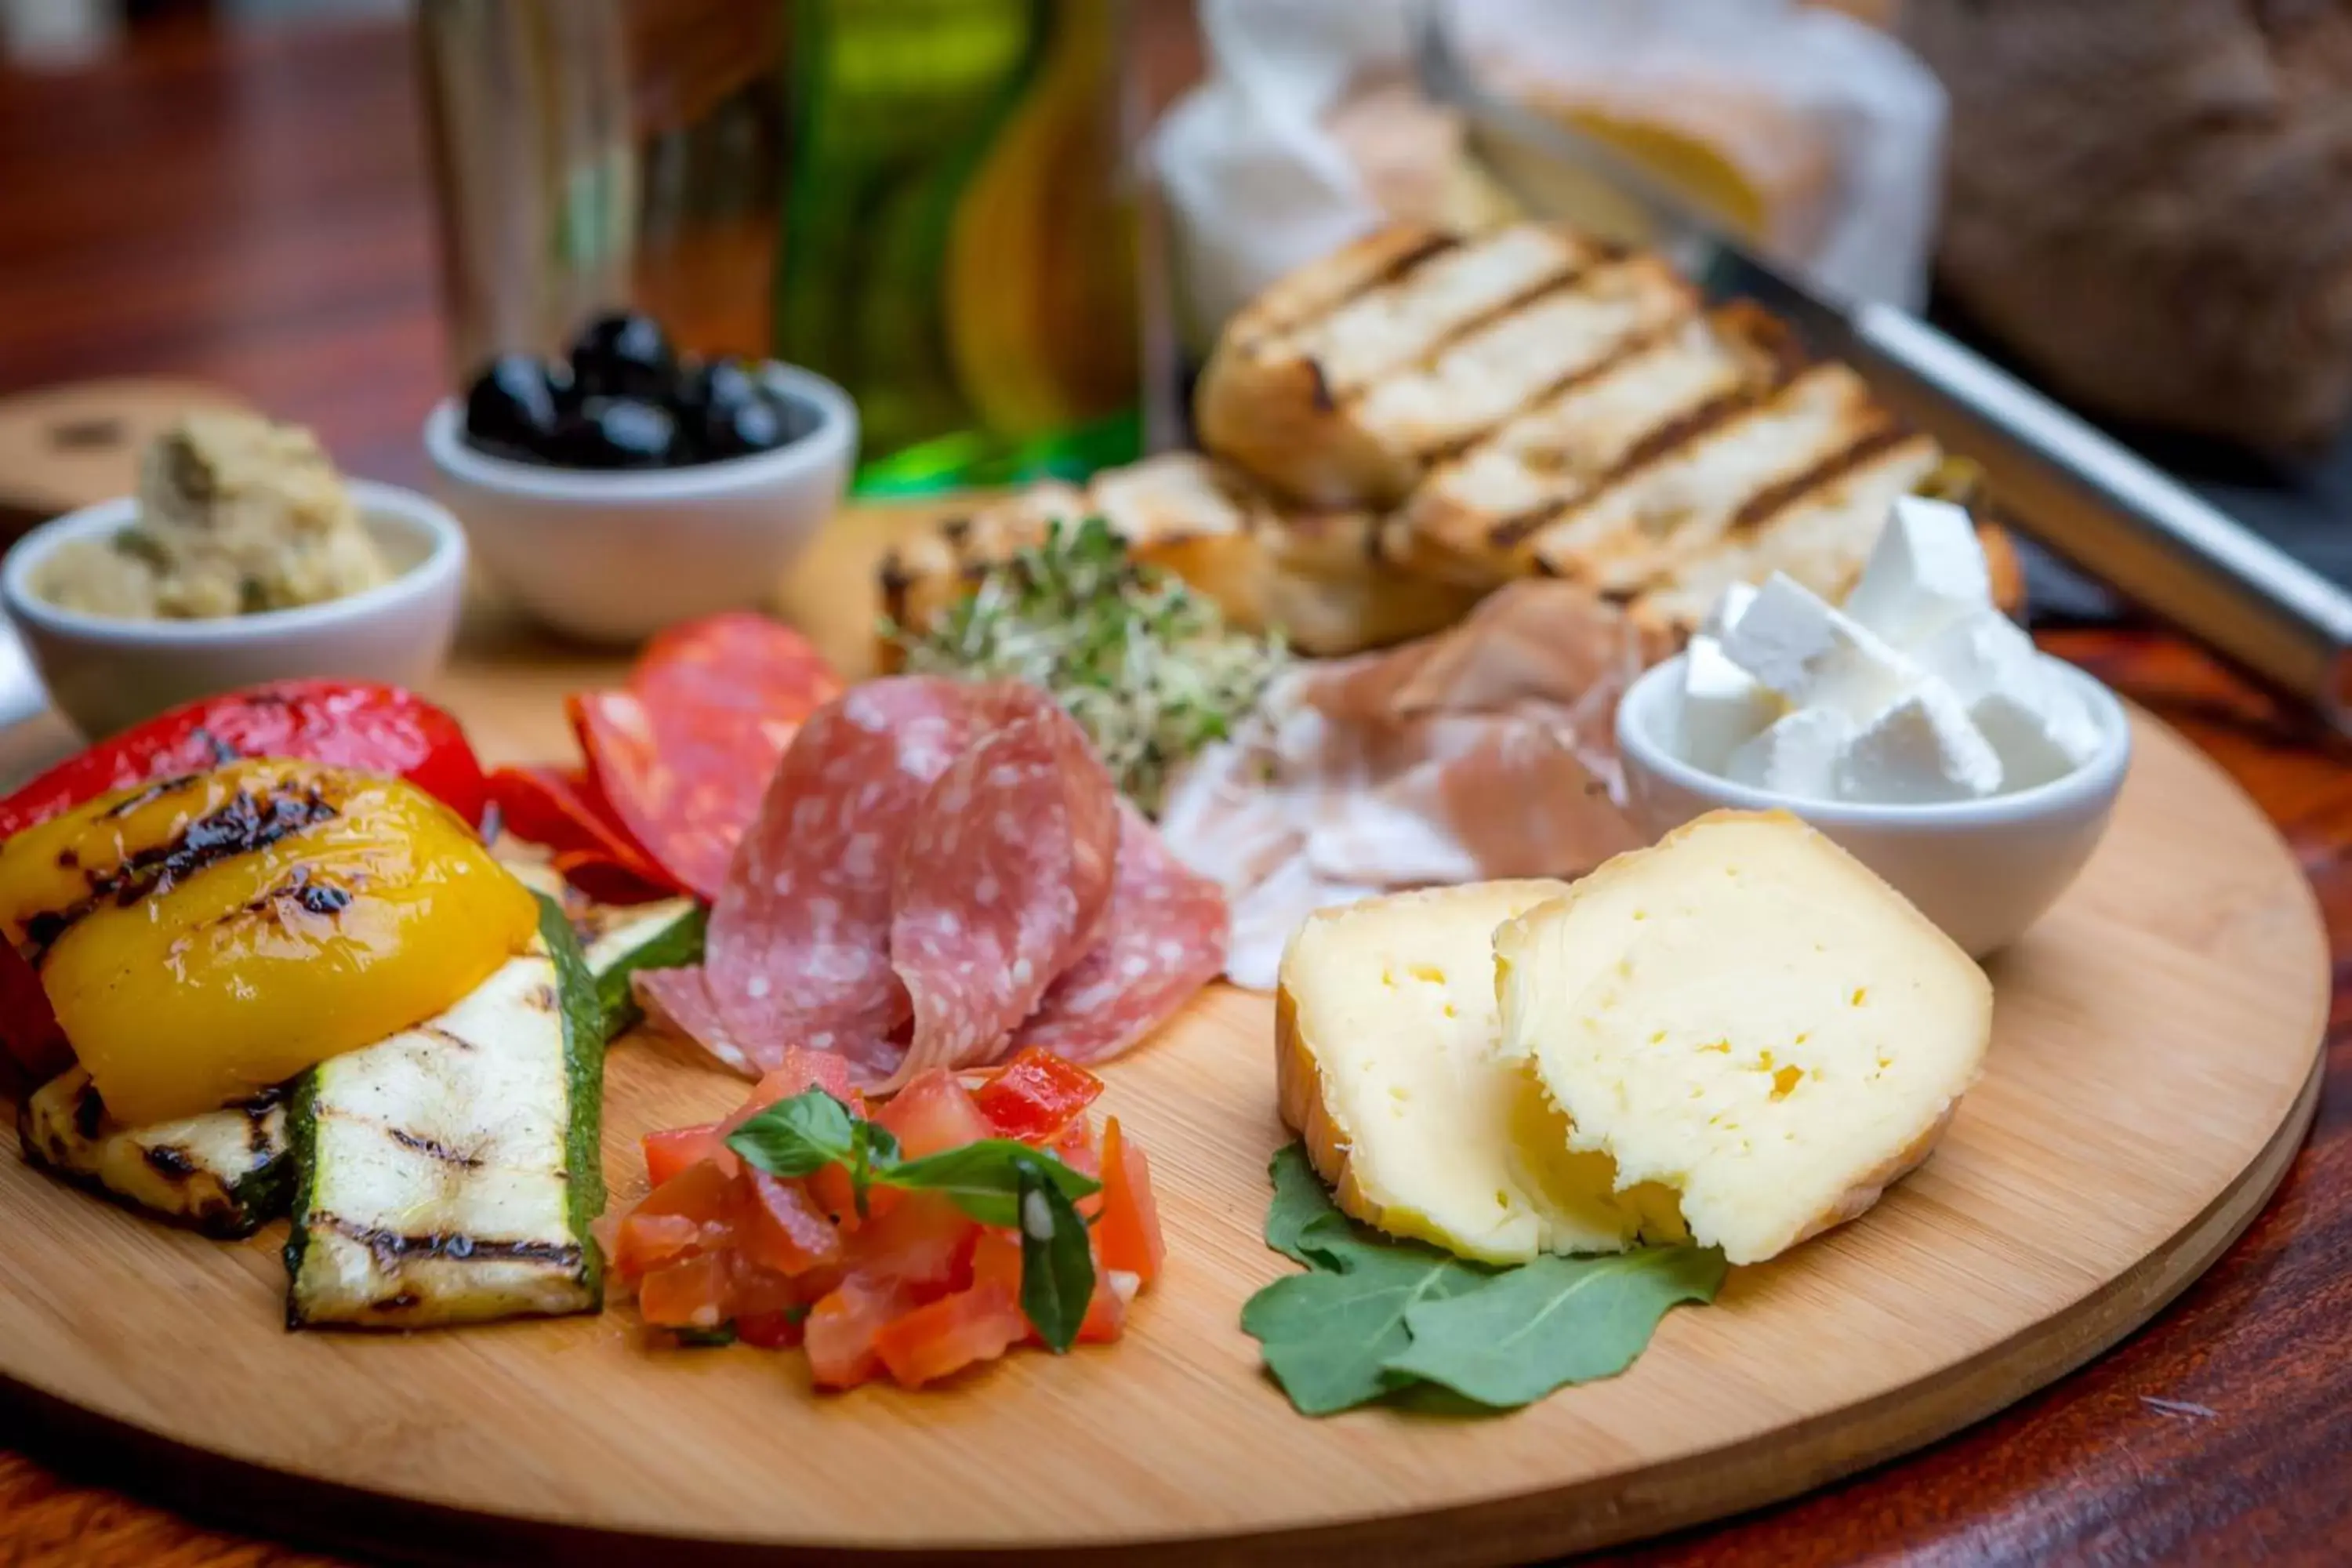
[724,1088,858,1178]
[848,1119,902,1219]
[1014,1156,1095,1354]
[887,1138,1101,1228]
[672,1324,738,1348]
[1240,1244,1490,1416]
[1381,1248,1726,1408]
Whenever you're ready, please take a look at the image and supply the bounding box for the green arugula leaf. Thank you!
[724,1089,857,1179]
[1264,1144,1369,1270]
[1381,1249,1726,1409]
[887,1138,1102,1228]
[1240,1243,1491,1416]
[1246,1142,1725,1417]
[1014,1156,1095,1353]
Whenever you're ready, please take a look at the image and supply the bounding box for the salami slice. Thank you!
[702,678,993,1079]
[1014,804,1229,1063]
[574,617,843,900]
[632,967,757,1077]
[882,702,1121,1089]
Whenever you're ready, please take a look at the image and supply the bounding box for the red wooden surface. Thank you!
[1,15,2348,1567]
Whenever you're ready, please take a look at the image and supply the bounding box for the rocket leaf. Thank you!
[1243,1142,1725,1417]
[1382,1249,1727,1408]
[1241,1243,1491,1416]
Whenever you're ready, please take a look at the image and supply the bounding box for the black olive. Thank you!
[553,397,677,469]
[702,392,795,459]
[688,358,763,418]
[462,354,566,451]
[568,311,675,401]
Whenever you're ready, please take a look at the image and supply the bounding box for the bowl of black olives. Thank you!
[423,311,855,643]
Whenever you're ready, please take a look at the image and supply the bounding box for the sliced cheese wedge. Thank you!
[1276,881,1686,1265]
[1497,810,1991,1265]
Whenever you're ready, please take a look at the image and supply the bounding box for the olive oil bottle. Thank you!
[774,0,1143,493]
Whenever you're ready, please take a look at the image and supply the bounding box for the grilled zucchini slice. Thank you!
[283,892,604,1329]
[573,897,703,1038]
[18,1069,289,1239]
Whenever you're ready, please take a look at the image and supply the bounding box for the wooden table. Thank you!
[1,14,2347,1567]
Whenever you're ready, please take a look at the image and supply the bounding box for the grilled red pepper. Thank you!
[488,764,683,902]
[0,681,492,843]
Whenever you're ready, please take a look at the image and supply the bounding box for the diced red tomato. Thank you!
[724,1255,803,1320]
[804,1277,914,1390]
[613,1212,705,1279]
[1095,1118,1165,1287]
[736,1309,806,1350]
[1051,1116,1102,1210]
[851,1191,979,1296]
[875,1069,993,1157]
[974,1047,1104,1144]
[970,1229,1021,1295]
[632,1156,738,1224]
[735,1171,843,1276]
[753,1047,860,1109]
[1076,1253,1129,1346]
[872,1281,1027,1389]
[643,1123,724,1188]
[638,1254,731,1330]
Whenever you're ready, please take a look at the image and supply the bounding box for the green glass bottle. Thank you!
[775,0,1142,495]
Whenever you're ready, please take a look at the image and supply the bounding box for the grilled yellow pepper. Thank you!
[0,758,536,1126]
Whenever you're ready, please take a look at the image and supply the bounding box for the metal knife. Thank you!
[1414,3,2352,728]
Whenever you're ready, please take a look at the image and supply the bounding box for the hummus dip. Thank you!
[35,412,390,619]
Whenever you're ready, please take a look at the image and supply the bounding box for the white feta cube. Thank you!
[1700,580,1760,641]
[1972,679,2104,790]
[1913,609,2102,790]
[1842,495,1991,649]
[1725,707,1854,800]
[1675,636,1780,772]
[1834,683,2003,804]
[1911,605,2041,706]
[1719,573,1919,720]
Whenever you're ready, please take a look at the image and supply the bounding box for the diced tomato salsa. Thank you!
[609,1047,1165,1392]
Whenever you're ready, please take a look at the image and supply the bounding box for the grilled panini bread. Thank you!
[877,452,1482,660]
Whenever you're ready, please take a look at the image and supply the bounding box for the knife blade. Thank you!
[1413,1,2352,730]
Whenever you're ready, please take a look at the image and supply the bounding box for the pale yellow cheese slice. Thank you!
[1276,881,1686,1265]
[1497,811,1991,1265]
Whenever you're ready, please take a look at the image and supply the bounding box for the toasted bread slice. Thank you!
[1389,304,1798,588]
[1196,223,1601,506]
[1519,362,1897,587]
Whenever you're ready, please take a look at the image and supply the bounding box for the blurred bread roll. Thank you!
[1907,0,2352,452]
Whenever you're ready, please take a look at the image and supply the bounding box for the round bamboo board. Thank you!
[0,510,2325,1560]
[0,701,2322,1563]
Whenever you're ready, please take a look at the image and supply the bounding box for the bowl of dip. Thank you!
[2,416,466,740]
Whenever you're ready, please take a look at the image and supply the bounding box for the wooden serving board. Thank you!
[0,509,2328,1564]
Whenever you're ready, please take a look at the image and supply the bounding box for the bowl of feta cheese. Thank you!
[1616,495,2132,958]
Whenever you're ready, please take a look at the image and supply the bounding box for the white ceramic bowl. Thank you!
[1616,655,2133,958]
[423,364,856,644]
[1,481,467,742]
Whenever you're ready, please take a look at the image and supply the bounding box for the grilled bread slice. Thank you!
[1390,303,1802,588]
[1197,223,1608,506]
